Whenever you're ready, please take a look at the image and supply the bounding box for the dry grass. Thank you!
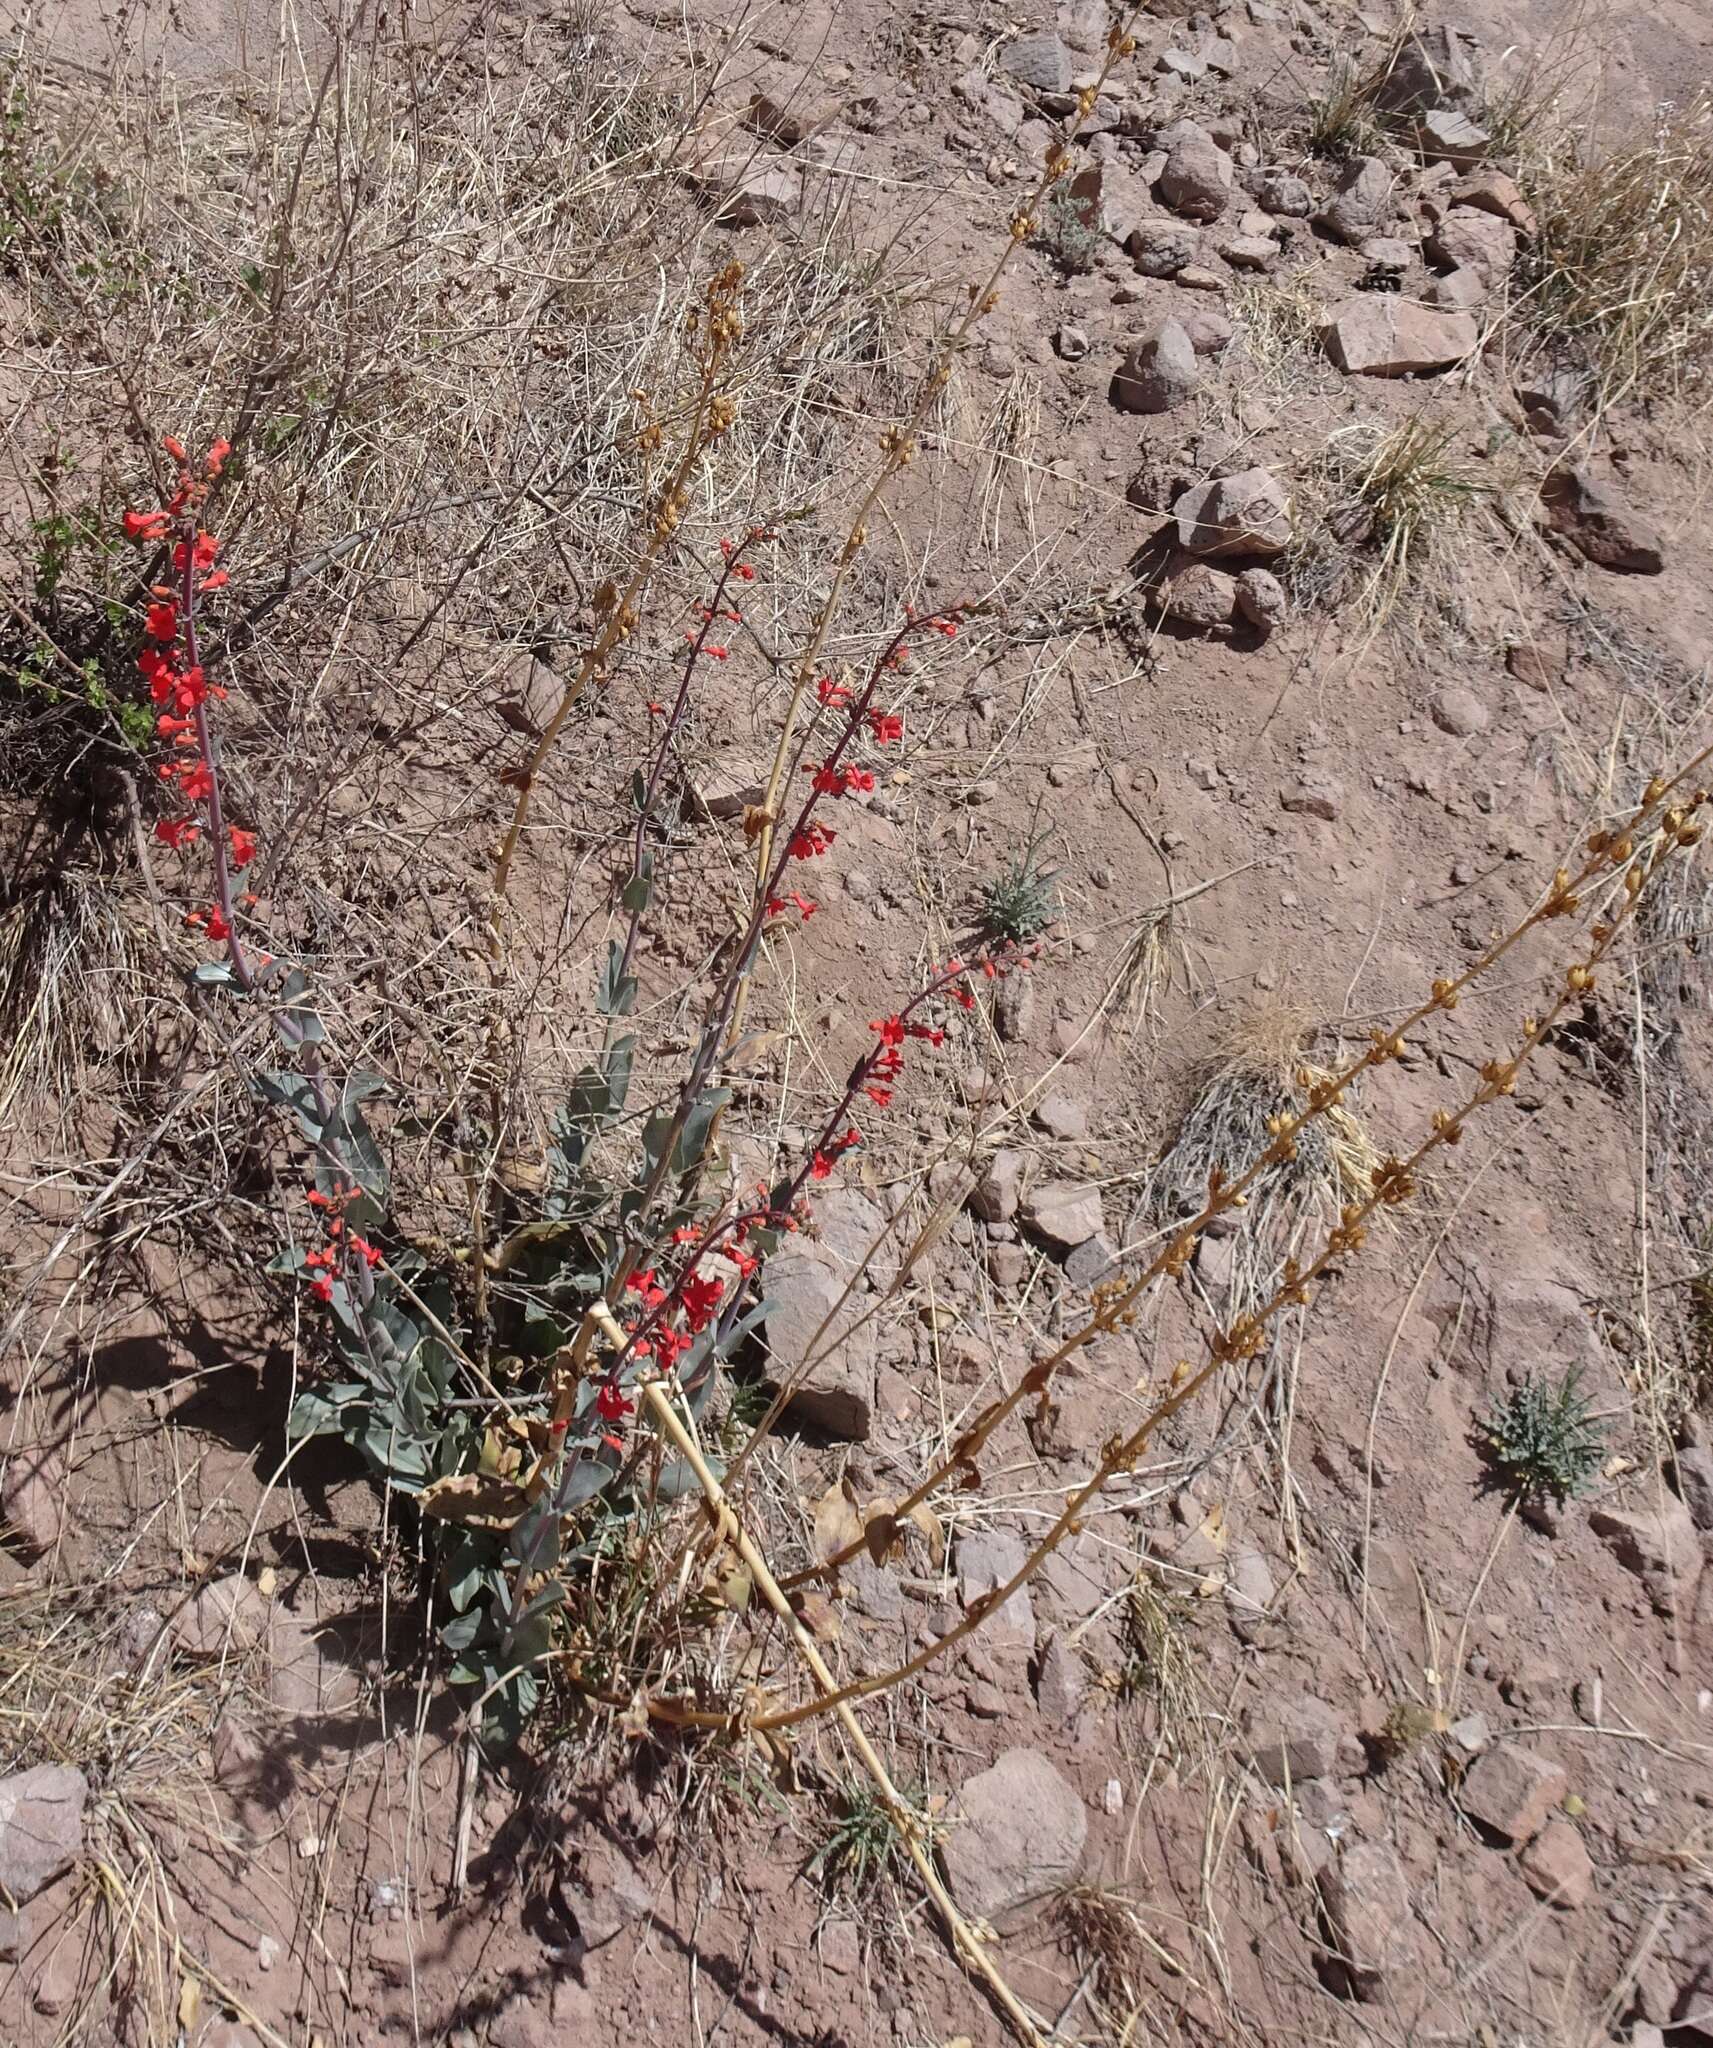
[1522,93,1713,406]
[0,869,148,1120]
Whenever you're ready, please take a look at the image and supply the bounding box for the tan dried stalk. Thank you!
[786,754,1713,1600]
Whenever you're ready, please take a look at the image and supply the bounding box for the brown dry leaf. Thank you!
[418,1470,530,1530]
[178,1980,201,2034]
[907,1500,946,1565]
[795,1591,842,1643]
[812,1478,865,1563]
[714,1561,753,1612]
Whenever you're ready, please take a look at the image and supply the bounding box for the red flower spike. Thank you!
[205,908,231,942]
[228,827,257,869]
[144,601,178,641]
[310,1276,334,1304]
[154,816,199,851]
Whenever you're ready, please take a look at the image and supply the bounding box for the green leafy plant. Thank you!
[1478,1366,1608,1506]
[979,829,1059,943]
[1033,178,1103,277]
[806,1777,922,1899]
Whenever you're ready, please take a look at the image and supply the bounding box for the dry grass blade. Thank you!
[0,869,147,1120]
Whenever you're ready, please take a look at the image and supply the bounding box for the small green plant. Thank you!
[805,1777,920,1899]
[979,830,1059,943]
[1033,178,1103,277]
[1478,1366,1608,1506]
[1306,58,1381,160]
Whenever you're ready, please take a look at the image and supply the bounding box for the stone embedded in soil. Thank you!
[1540,465,1666,575]
[1123,215,1202,277]
[1225,1546,1276,1642]
[270,1610,363,1719]
[1675,1445,1713,1531]
[1235,566,1288,631]
[1033,1632,1087,1723]
[1032,1093,1089,1140]
[1321,297,1478,376]
[1251,167,1311,216]
[1431,686,1489,737]
[1247,1691,1343,1785]
[938,1748,1087,1924]
[1158,123,1234,222]
[1173,465,1291,559]
[762,1246,877,1441]
[1373,26,1485,118]
[1000,29,1073,93]
[1063,1232,1120,1290]
[685,150,800,228]
[1589,1495,1704,1615]
[1519,1819,1595,1909]
[805,1183,898,1292]
[956,1527,1037,1652]
[1316,154,1395,245]
[1020,1181,1104,1251]
[1317,1841,1420,2000]
[1280,778,1341,822]
[1452,171,1537,235]
[970,1149,1023,1224]
[1460,1741,1568,1844]
[1,1440,67,1557]
[686,749,767,821]
[1426,205,1516,283]
[1156,558,1238,629]
[1178,305,1234,356]
[1417,107,1494,167]
[744,88,838,149]
[1360,235,1416,273]
[1219,233,1276,270]
[1113,318,1200,414]
[173,1575,270,1659]
[0,1767,86,1905]
[1055,322,1090,360]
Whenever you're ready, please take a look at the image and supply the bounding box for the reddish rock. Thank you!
[1321,298,1478,376]
[1460,1741,1567,1844]
[1318,1841,1420,1999]
[938,1749,1087,1924]
[1519,1820,1594,1909]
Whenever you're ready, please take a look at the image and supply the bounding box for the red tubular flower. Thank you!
[864,1085,892,1107]
[842,764,874,795]
[228,827,257,868]
[200,570,229,592]
[204,907,231,942]
[162,436,188,464]
[815,676,849,707]
[205,438,231,476]
[123,509,169,542]
[310,1276,334,1304]
[154,816,199,851]
[180,762,214,802]
[870,1015,905,1046]
[788,822,836,860]
[144,601,178,641]
[867,712,902,744]
[681,1271,724,1333]
[704,645,728,661]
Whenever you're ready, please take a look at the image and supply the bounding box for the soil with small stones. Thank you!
[3,2,1712,2047]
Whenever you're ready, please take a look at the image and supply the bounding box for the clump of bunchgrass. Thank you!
[1522,94,1713,406]
[1306,58,1382,160]
[1478,1366,1608,1507]
[805,1776,920,1900]
[978,830,1059,944]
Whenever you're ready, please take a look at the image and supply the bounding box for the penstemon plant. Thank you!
[128,449,1023,1746]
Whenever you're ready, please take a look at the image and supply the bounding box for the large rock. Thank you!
[1460,1742,1567,1844]
[1425,206,1516,283]
[1155,558,1238,629]
[1173,465,1291,558]
[1122,216,1201,277]
[1001,29,1073,93]
[938,1749,1086,1923]
[1540,466,1666,575]
[1321,298,1478,376]
[1318,1842,1419,2000]
[0,1766,86,1904]
[1020,1181,1104,1251]
[1159,123,1234,222]
[1316,155,1395,245]
[1589,1495,1703,1614]
[1373,26,1485,118]
[1676,1445,1713,1532]
[1112,319,1199,414]
[762,1246,877,1440]
[955,1527,1036,1652]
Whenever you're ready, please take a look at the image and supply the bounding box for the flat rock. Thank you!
[1063,1232,1119,1289]
[1317,154,1394,245]
[1001,29,1073,93]
[1418,107,1493,167]
[1033,1093,1089,1140]
[1178,305,1234,355]
[1590,1495,1703,1613]
[1253,167,1312,216]
[1219,233,1276,270]
[0,1767,86,1904]
[1460,1741,1567,1844]
[686,152,800,228]
[1248,1691,1343,1785]
[938,1749,1086,1923]
[1020,1181,1104,1251]
[1321,297,1477,375]
[1424,267,1487,312]
[1541,466,1666,574]
[1280,777,1341,822]
[269,1611,363,1719]
[957,1527,1036,1651]
[763,1246,877,1440]
[1426,205,1516,283]
[1319,1841,1420,2000]
[1173,465,1291,558]
[1519,1819,1594,1909]
[1452,171,1537,235]
[1112,318,1199,413]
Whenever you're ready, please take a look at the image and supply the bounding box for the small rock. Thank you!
[989,1243,1029,1289]
[686,150,800,228]
[1426,206,1516,283]
[993,971,1036,1041]
[1055,322,1090,361]
[1174,465,1291,559]
[1317,155,1395,245]
[1063,1233,1120,1289]
[764,1247,876,1440]
[1225,1547,1275,1642]
[0,1768,85,1905]
[1219,234,1276,269]
[1417,107,1493,167]
[1157,47,1207,82]
[1175,262,1226,291]
[1157,559,1238,629]
[1248,1693,1343,1785]
[1021,1182,1105,1252]
[1460,1741,1568,1844]
[1204,35,1240,77]
[1,1441,67,1556]
[1451,171,1537,235]
[1448,1712,1490,1755]
[1252,167,1312,216]
[1034,1633,1088,1723]
[1033,1094,1089,1141]
[1540,466,1666,575]
[1374,27,1485,119]
[1001,30,1073,93]
[1122,216,1202,277]
[938,1750,1087,1924]
[957,1527,1036,1651]
[1159,124,1235,222]
[1112,318,1200,414]
[1519,1819,1594,1909]
[970,1149,1023,1224]
[1178,305,1234,355]
[1424,267,1488,312]
[1280,779,1340,823]
[1590,1495,1703,1613]
[1359,235,1416,272]
[1431,686,1489,737]
[1318,1841,1419,2000]
[1187,756,1219,791]
[1321,297,1478,376]
[173,1576,269,1659]
[686,750,768,821]
[744,90,838,148]
[1235,566,1287,631]
[1675,1445,1713,1532]
[256,1934,282,1972]
[1518,365,1589,432]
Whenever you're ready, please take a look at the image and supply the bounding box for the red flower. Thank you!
[867,712,903,745]
[734,562,755,581]
[179,762,214,802]
[864,1085,892,1107]
[704,645,728,661]
[204,907,231,942]
[154,816,199,851]
[871,1015,905,1046]
[788,822,836,860]
[144,601,178,641]
[122,509,168,542]
[162,436,188,464]
[809,1151,833,1180]
[815,676,850,707]
[310,1275,334,1304]
[200,570,229,592]
[205,438,231,476]
[228,826,257,868]
[596,1381,634,1422]
[680,1270,724,1333]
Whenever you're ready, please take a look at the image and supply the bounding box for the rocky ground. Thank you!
[1,1,1711,2045]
